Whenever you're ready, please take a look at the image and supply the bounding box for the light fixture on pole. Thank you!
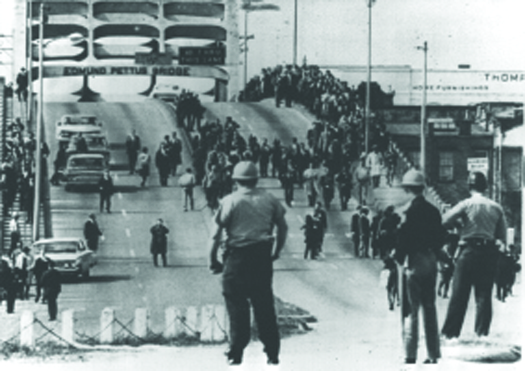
[293,0,297,66]
[32,2,44,242]
[240,1,279,90]
[365,0,376,155]
[417,41,428,174]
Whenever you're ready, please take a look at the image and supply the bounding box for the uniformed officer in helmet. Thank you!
[208,161,288,366]
[441,171,507,339]
[395,169,443,364]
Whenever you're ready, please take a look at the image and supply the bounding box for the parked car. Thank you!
[31,238,97,279]
[62,153,108,191]
[56,114,103,141]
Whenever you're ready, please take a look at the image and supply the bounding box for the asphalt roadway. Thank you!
[0,98,521,370]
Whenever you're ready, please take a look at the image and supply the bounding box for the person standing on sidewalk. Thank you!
[31,249,49,303]
[98,171,114,213]
[441,171,507,339]
[208,161,288,366]
[150,218,169,267]
[41,261,61,321]
[178,168,196,211]
[84,214,103,252]
[394,169,444,364]
[0,253,16,314]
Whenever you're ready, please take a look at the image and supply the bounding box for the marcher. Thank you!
[441,171,507,339]
[9,212,21,256]
[31,249,49,303]
[15,67,28,102]
[41,261,62,321]
[301,214,319,259]
[350,206,362,257]
[125,130,141,174]
[377,205,401,259]
[136,147,151,187]
[335,169,352,210]
[150,218,169,267]
[355,154,370,205]
[14,246,32,300]
[169,132,182,176]
[280,167,295,207]
[178,168,196,211]
[98,171,114,213]
[394,169,444,364]
[0,253,16,313]
[313,202,327,255]
[366,145,383,188]
[208,161,288,366]
[359,207,371,258]
[155,143,171,187]
[84,213,103,252]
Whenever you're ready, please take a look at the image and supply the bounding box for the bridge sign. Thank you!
[179,47,225,65]
[135,52,172,66]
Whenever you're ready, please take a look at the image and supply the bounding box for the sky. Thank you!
[0,0,524,84]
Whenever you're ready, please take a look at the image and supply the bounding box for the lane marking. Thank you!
[134,267,140,272]
[114,174,119,180]
[117,193,123,199]
[296,215,304,223]
[130,249,136,257]
[125,228,131,237]
[122,209,127,217]
[329,263,339,270]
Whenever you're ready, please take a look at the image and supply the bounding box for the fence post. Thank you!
[61,309,75,344]
[164,307,177,339]
[213,305,228,342]
[200,305,214,342]
[20,311,34,348]
[134,308,148,339]
[100,308,114,344]
[185,306,200,338]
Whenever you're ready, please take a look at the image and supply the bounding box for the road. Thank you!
[0,97,520,368]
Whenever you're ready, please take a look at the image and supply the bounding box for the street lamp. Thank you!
[240,1,279,90]
[417,41,428,175]
[365,0,376,155]
[32,2,45,241]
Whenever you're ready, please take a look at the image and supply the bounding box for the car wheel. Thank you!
[65,184,72,192]
[82,268,90,279]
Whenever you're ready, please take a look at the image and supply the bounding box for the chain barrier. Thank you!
[113,317,147,344]
[33,318,78,349]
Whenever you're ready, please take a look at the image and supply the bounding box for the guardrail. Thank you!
[2,305,228,349]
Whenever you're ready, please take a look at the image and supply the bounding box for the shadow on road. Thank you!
[61,274,132,284]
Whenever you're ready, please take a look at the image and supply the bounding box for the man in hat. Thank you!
[84,214,103,252]
[41,260,61,321]
[209,161,288,366]
[441,171,507,339]
[395,169,444,364]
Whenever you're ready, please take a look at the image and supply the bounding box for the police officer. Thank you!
[441,172,507,339]
[395,169,443,364]
[208,161,288,366]
[41,260,61,321]
[98,171,114,213]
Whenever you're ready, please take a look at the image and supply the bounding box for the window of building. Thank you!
[439,152,454,181]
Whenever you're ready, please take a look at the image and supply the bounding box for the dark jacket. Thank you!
[150,224,169,254]
[98,175,114,196]
[41,268,61,297]
[32,256,49,282]
[395,195,445,264]
[84,219,102,241]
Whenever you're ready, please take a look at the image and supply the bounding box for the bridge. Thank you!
[13,0,240,101]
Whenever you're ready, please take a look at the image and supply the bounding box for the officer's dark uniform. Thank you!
[209,161,288,366]
[441,172,507,338]
[41,264,61,321]
[98,172,114,212]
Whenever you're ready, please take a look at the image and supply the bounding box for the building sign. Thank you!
[467,157,489,176]
[135,52,172,66]
[42,65,229,81]
[179,47,225,65]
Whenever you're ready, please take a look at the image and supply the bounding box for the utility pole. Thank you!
[293,0,297,66]
[417,41,428,174]
[27,0,33,124]
[33,2,44,241]
[365,0,375,155]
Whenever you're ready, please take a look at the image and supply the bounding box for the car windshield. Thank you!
[87,137,106,146]
[63,116,98,125]
[41,242,78,254]
[69,158,104,169]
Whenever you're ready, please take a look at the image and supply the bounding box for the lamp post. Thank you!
[365,0,375,155]
[27,0,33,124]
[293,0,297,66]
[417,41,428,174]
[32,2,44,241]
